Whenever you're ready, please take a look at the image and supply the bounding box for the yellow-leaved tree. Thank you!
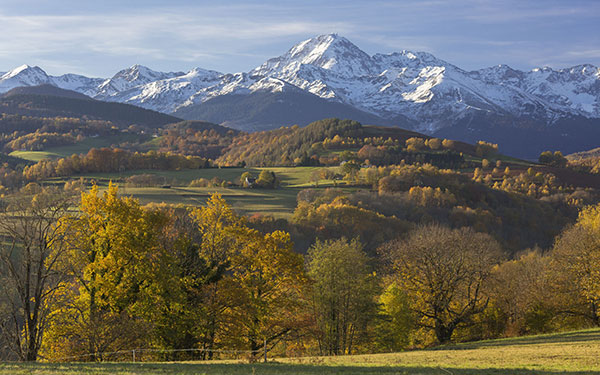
[190,194,307,361]
[552,204,600,326]
[223,229,307,360]
[41,183,174,361]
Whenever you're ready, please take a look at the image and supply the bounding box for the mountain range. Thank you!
[1,34,599,158]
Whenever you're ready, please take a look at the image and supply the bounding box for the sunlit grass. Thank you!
[1,329,599,374]
[41,167,350,218]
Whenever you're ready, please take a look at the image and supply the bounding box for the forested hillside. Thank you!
[2,112,600,363]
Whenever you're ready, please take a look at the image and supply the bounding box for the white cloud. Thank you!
[0,8,350,75]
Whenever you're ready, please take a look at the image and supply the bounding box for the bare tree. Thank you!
[0,185,74,361]
[382,224,503,344]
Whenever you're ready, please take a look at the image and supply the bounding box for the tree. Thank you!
[306,238,379,355]
[189,193,248,358]
[0,185,74,361]
[538,151,567,167]
[256,170,278,188]
[476,141,498,157]
[41,183,172,361]
[383,224,503,344]
[489,250,555,336]
[342,161,360,182]
[441,139,455,149]
[224,230,306,361]
[426,138,442,150]
[373,282,413,352]
[551,203,600,326]
[240,171,253,187]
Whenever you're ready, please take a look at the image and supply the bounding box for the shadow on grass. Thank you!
[0,362,598,375]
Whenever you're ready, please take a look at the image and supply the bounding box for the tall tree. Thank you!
[224,230,307,360]
[306,238,379,355]
[551,203,600,326]
[42,183,172,361]
[0,184,74,361]
[188,194,248,358]
[383,224,503,344]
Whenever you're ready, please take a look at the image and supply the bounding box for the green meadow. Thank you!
[41,166,346,218]
[9,134,150,162]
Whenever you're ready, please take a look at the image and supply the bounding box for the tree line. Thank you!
[1,184,599,362]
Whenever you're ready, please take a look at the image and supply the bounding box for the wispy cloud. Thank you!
[0,1,597,76]
[0,7,350,75]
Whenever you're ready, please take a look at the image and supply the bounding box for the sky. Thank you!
[0,0,598,77]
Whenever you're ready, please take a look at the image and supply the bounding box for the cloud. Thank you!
[0,1,597,76]
[0,7,350,75]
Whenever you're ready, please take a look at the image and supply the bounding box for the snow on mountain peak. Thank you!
[2,64,47,79]
[252,33,377,79]
[1,34,599,128]
[0,64,52,92]
[3,64,33,78]
[96,65,185,98]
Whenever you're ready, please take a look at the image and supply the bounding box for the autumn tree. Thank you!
[224,230,306,360]
[189,194,249,358]
[240,171,253,187]
[256,170,278,188]
[383,224,503,344]
[0,185,74,361]
[551,203,600,326]
[539,151,567,167]
[41,183,173,361]
[489,250,555,336]
[372,282,413,352]
[475,141,498,157]
[306,238,379,355]
[342,161,361,182]
[426,138,442,150]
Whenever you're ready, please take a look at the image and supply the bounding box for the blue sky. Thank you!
[0,0,598,77]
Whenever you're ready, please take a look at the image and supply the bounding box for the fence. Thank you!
[53,339,270,363]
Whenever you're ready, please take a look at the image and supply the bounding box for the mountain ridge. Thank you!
[1,34,599,158]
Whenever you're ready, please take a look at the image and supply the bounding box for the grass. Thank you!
[43,166,346,218]
[9,134,150,162]
[1,329,599,374]
[121,186,301,218]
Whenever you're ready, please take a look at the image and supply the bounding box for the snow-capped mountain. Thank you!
[1,34,599,136]
[0,65,104,97]
[107,67,223,113]
[95,65,185,98]
[0,65,54,92]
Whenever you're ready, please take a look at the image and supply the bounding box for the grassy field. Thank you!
[1,329,599,374]
[43,166,344,218]
[122,186,301,218]
[9,134,150,162]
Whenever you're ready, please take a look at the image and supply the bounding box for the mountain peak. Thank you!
[2,64,46,79]
[252,33,376,78]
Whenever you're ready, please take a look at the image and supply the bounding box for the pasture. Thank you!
[9,134,149,162]
[44,166,345,218]
[1,328,598,374]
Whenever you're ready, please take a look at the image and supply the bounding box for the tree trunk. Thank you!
[435,323,455,344]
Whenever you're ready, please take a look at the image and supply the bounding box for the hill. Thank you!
[434,112,600,159]
[567,146,600,160]
[3,35,599,158]
[173,88,407,132]
[0,86,180,128]
[216,118,476,167]
[164,120,239,136]
[1,84,92,100]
